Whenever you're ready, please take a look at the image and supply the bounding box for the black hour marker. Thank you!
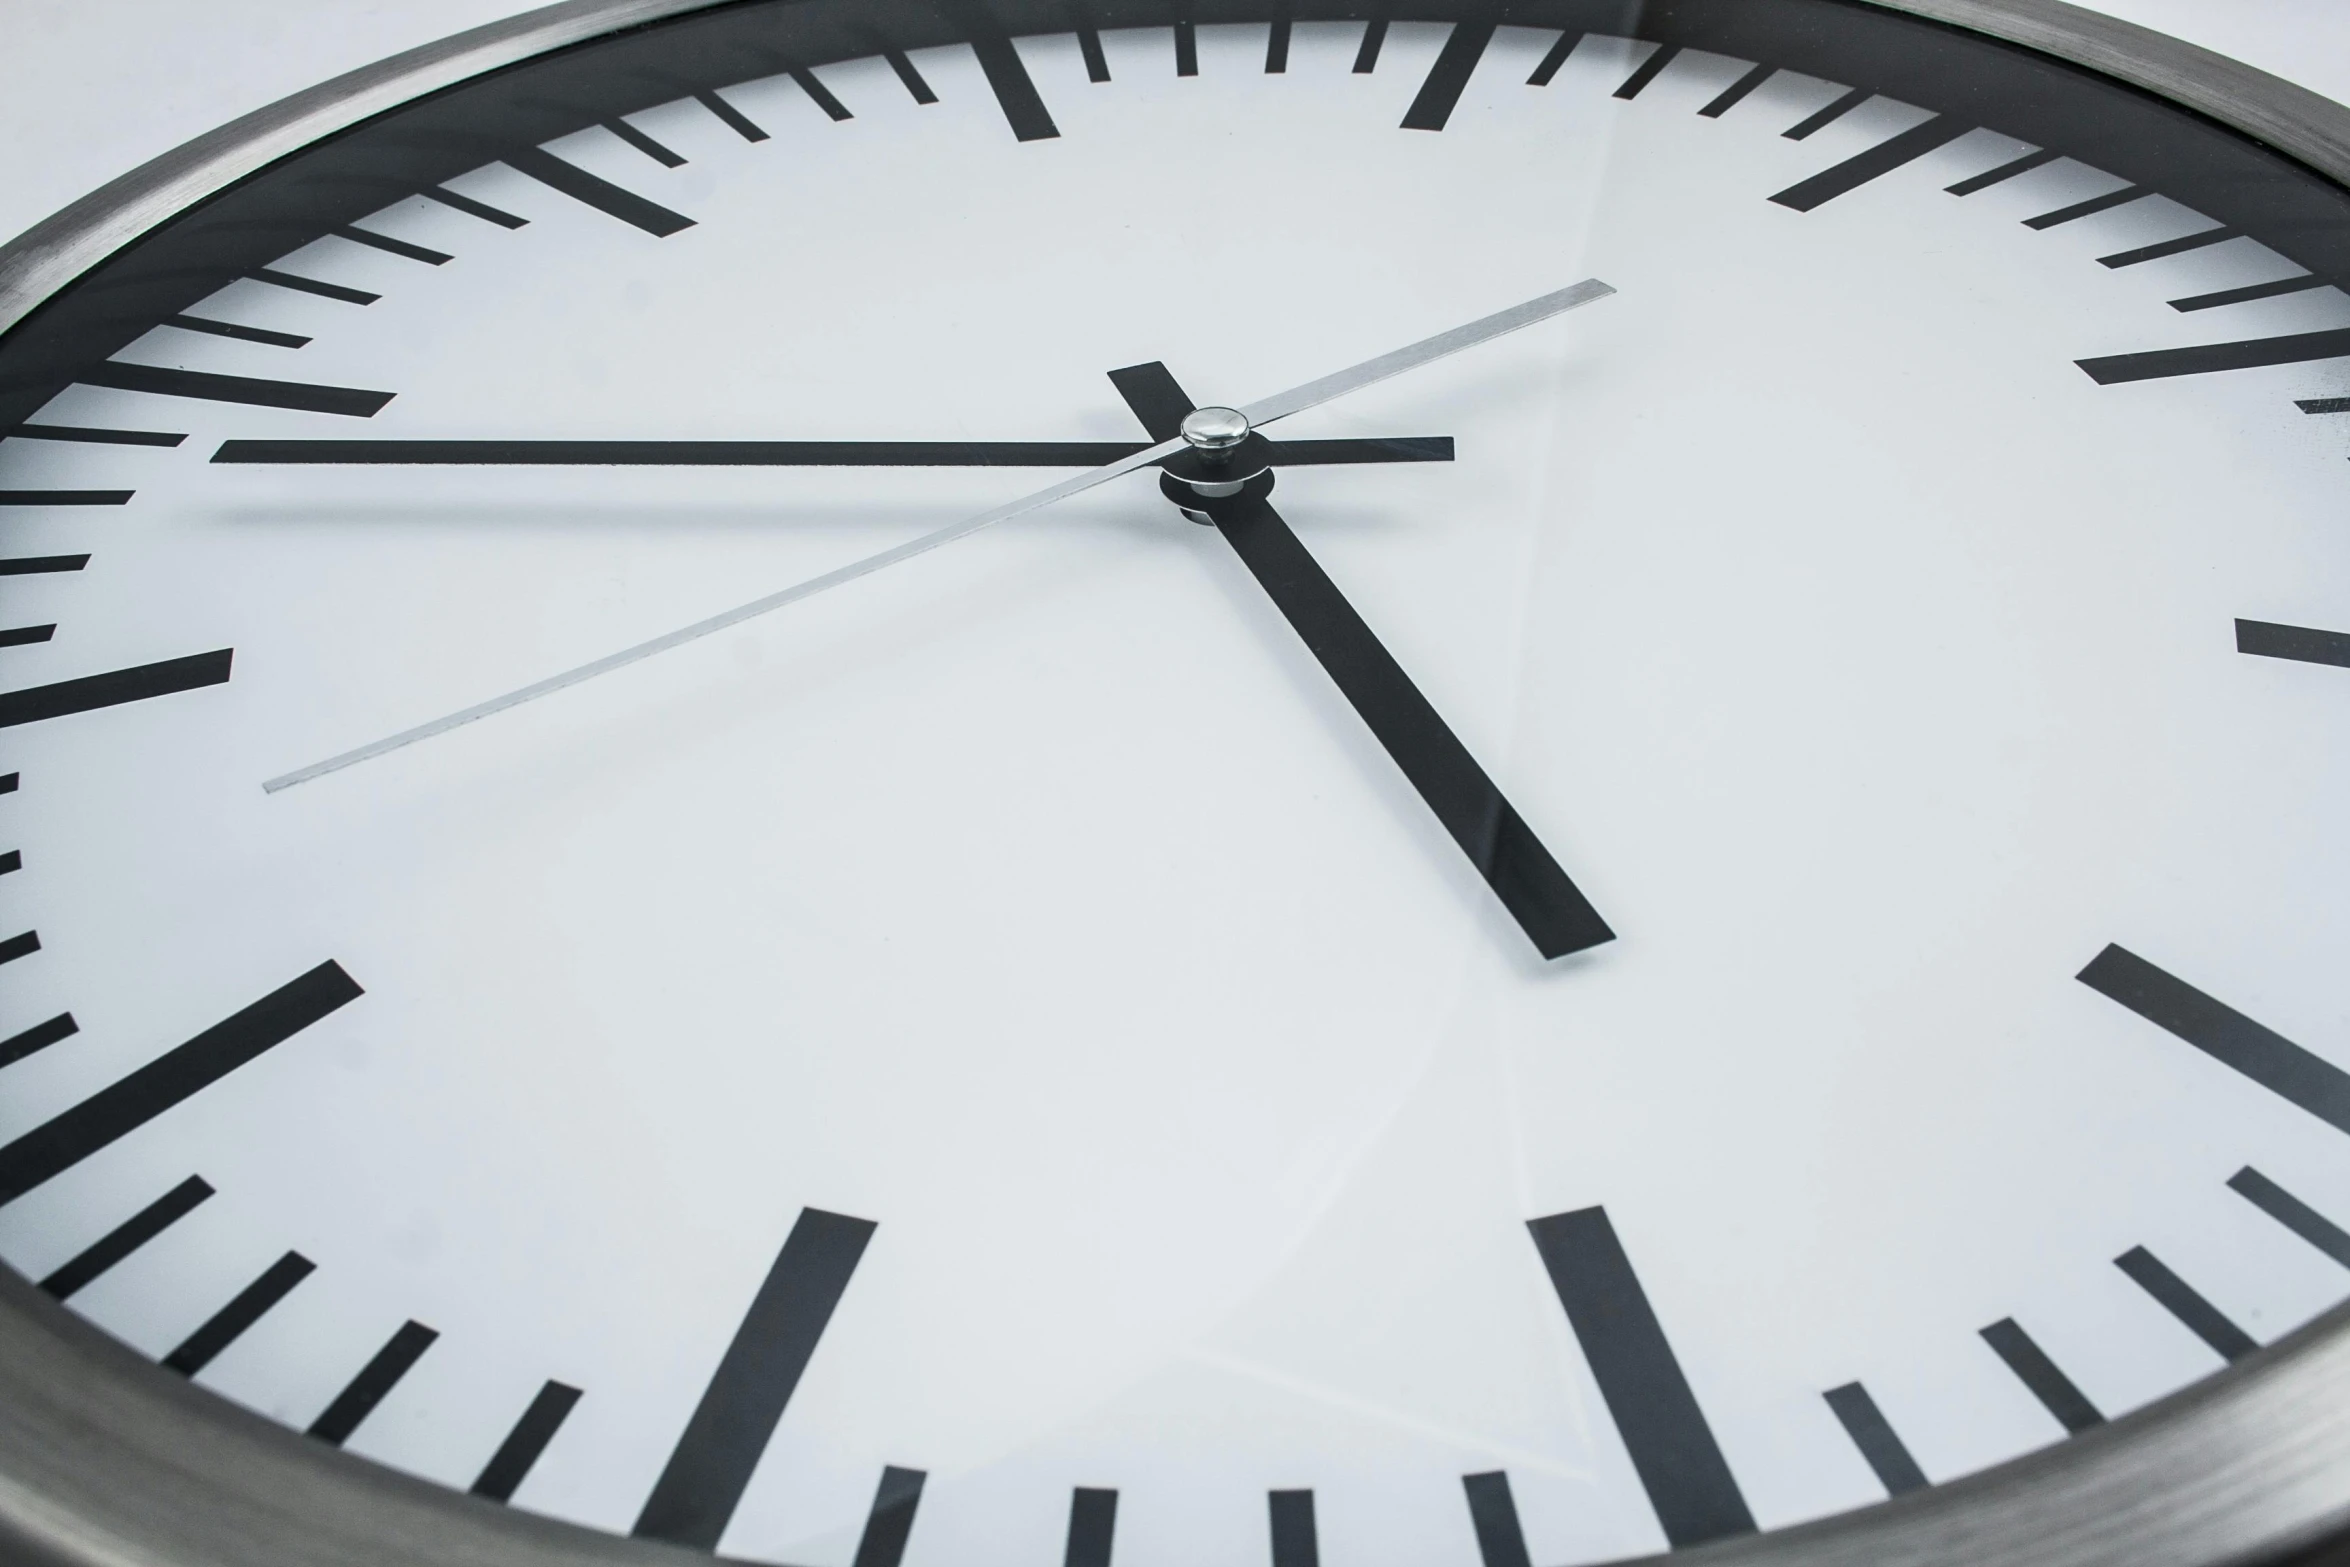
[1401,21,1496,131]
[2025,184,2150,229]
[2170,275,2326,312]
[2229,1167,2350,1269]
[0,555,90,576]
[1526,32,1580,88]
[2114,1246,2256,1362]
[0,960,362,1208]
[0,626,55,647]
[1771,116,1972,212]
[793,69,853,122]
[39,1175,214,1301]
[1269,1489,1318,1567]
[5,425,186,446]
[884,50,941,103]
[965,35,1060,142]
[698,89,770,140]
[472,1379,584,1502]
[0,852,16,875]
[1065,1487,1117,1567]
[165,315,311,349]
[0,774,16,793]
[2078,327,2350,384]
[1822,1382,1928,1496]
[78,361,393,416]
[1460,1472,1533,1567]
[2100,227,2239,268]
[603,118,686,167]
[1784,86,1868,140]
[1266,20,1291,73]
[1614,44,1681,100]
[250,267,378,305]
[1698,62,1773,118]
[164,1250,315,1376]
[1079,28,1111,83]
[2237,618,2350,668]
[1527,1207,1754,1547]
[1353,17,1388,74]
[0,930,39,966]
[2078,944,2350,1135]
[0,490,131,505]
[1979,1318,2103,1433]
[0,1014,76,1069]
[1175,21,1198,77]
[0,649,234,730]
[504,147,696,237]
[309,1320,439,1446]
[1946,146,2058,195]
[2296,397,2350,414]
[333,224,453,265]
[632,1206,878,1549]
[852,1466,927,1567]
[422,186,528,228]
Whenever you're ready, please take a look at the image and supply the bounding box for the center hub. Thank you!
[1160,406,1274,520]
[1179,405,1251,456]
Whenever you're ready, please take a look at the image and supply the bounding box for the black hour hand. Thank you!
[1107,362,1613,960]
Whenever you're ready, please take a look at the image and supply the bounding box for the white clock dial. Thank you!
[3,7,2349,1567]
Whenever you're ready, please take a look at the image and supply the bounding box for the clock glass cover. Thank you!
[3,2,2350,1564]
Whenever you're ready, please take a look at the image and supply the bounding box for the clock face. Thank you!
[4,3,2350,1564]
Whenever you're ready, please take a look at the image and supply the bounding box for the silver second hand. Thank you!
[263,278,1613,794]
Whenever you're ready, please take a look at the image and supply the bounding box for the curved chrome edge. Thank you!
[3,2,2350,1564]
[0,0,727,344]
[1853,0,2350,188]
[1647,1293,2350,1567]
[0,1268,706,1567]
[10,0,2350,347]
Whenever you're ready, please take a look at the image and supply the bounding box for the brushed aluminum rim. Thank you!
[1,3,2346,1563]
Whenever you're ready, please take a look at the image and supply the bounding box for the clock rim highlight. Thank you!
[1,1,2348,1565]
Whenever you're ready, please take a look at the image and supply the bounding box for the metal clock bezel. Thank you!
[1,2,2347,1564]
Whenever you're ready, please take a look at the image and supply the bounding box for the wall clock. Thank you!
[3,1,2350,1564]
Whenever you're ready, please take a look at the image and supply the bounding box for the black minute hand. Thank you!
[1109,362,1613,960]
[262,281,1612,795]
[209,437,1453,467]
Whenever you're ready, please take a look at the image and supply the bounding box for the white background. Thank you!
[5,1,2350,254]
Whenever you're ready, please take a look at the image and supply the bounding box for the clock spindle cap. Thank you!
[1179,405,1251,457]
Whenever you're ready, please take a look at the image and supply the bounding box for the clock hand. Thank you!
[212,437,1454,467]
[1233,278,1614,426]
[263,280,1613,794]
[260,443,1188,793]
[1111,363,1613,960]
